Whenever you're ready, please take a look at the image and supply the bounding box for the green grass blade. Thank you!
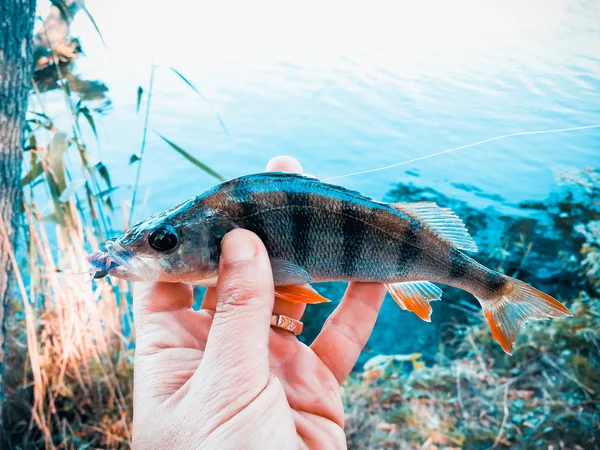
[155,132,225,181]
[79,106,98,138]
[22,161,44,186]
[95,186,122,198]
[94,162,112,188]
[75,0,107,49]
[49,133,68,195]
[136,86,144,114]
[167,67,206,100]
[163,66,230,136]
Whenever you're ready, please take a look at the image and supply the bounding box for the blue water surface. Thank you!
[35,0,600,359]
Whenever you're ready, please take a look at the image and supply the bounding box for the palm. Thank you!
[137,303,345,446]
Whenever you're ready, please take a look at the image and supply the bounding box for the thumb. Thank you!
[200,229,274,382]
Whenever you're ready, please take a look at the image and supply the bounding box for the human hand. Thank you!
[132,157,387,449]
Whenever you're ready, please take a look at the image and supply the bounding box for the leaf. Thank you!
[155,132,225,181]
[22,161,44,186]
[75,0,107,49]
[167,67,207,100]
[94,186,123,198]
[48,133,69,196]
[79,106,98,138]
[163,66,230,136]
[27,112,54,131]
[105,196,114,212]
[24,134,37,152]
[136,86,144,114]
[30,111,51,121]
[129,154,141,165]
[95,162,112,188]
[59,78,72,97]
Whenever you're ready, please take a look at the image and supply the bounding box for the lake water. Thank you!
[35,0,600,359]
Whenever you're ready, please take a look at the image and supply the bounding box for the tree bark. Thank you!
[0,0,37,430]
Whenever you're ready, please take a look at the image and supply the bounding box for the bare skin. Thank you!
[132,157,387,449]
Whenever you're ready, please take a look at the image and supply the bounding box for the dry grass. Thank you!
[3,72,135,447]
[4,197,134,449]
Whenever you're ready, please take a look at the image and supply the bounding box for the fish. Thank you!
[87,172,572,354]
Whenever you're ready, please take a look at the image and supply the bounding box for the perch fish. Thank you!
[87,172,572,354]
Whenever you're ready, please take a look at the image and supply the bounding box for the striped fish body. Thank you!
[97,172,571,354]
[206,173,474,286]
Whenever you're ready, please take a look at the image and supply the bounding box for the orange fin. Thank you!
[478,278,572,355]
[385,281,443,322]
[275,284,330,304]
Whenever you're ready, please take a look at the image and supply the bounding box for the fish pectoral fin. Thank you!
[275,284,330,304]
[270,259,312,285]
[385,281,443,322]
[391,202,478,253]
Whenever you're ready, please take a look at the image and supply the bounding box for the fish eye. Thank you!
[148,225,179,252]
[93,269,109,279]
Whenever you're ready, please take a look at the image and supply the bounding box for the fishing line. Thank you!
[323,123,600,182]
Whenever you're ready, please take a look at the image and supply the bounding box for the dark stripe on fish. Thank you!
[395,219,421,277]
[232,182,272,249]
[485,270,508,293]
[341,201,367,277]
[449,249,468,280]
[285,191,311,267]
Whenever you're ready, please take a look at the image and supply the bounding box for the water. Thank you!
[35,0,600,359]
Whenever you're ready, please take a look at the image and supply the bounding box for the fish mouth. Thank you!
[104,240,160,281]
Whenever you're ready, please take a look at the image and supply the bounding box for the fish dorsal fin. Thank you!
[385,281,443,322]
[391,202,478,253]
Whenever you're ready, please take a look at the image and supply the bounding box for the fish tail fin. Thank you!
[476,276,572,355]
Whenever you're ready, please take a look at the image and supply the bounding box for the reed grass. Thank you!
[4,63,136,446]
[5,36,229,446]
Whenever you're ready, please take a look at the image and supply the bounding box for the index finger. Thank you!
[265,156,307,320]
[310,282,387,384]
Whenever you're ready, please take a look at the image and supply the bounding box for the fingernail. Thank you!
[221,230,256,263]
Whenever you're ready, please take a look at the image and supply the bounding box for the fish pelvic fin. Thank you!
[385,281,443,322]
[477,277,572,355]
[391,202,478,253]
[275,284,330,304]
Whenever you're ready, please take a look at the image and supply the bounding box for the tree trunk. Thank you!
[0,0,37,430]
